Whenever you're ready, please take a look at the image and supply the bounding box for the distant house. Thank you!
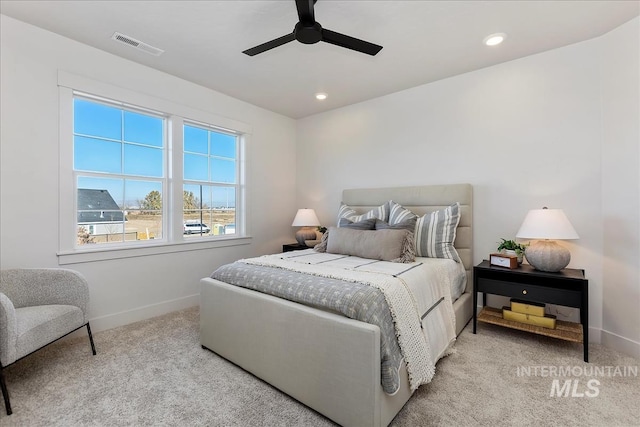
[77,189,125,235]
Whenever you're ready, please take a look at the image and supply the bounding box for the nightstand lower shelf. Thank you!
[477,307,583,343]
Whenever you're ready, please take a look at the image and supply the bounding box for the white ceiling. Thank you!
[1,1,638,119]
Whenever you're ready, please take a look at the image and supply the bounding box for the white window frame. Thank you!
[182,119,241,239]
[57,71,251,264]
[73,93,168,245]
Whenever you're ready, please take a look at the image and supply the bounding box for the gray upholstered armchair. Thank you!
[0,268,96,415]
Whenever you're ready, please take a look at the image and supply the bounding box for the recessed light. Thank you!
[483,33,506,46]
[315,93,327,100]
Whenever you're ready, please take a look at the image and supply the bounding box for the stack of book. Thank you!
[502,299,557,329]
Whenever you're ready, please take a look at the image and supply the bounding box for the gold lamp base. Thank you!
[524,240,571,272]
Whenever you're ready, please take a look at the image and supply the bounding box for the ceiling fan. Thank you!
[243,0,383,57]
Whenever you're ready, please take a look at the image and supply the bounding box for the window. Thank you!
[183,123,238,238]
[74,97,165,245]
[59,74,250,260]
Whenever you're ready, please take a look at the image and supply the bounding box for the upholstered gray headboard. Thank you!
[342,184,473,293]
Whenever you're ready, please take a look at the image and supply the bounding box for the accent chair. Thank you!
[0,268,96,415]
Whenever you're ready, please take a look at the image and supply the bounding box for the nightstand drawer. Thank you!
[477,278,581,307]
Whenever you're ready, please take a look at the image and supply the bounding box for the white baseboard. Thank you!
[89,294,200,333]
[601,329,640,358]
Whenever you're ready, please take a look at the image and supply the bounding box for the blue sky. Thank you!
[74,98,236,209]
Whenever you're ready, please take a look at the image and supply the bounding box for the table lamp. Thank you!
[515,207,579,272]
[292,208,320,245]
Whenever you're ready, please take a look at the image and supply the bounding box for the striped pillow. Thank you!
[388,200,418,225]
[337,202,389,226]
[415,203,461,262]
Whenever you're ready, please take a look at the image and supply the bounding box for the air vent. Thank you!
[111,32,164,56]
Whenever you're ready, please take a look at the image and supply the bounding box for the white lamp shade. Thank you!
[291,209,320,227]
[516,208,579,240]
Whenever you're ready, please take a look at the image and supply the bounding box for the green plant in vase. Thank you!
[497,238,528,264]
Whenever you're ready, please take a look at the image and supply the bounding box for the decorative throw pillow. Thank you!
[317,227,415,263]
[338,217,377,230]
[374,217,417,232]
[337,202,389,226]
[388,200,418,225]
[415,202,461,262]
[313,230,330,253]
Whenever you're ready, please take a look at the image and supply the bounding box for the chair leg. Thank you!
[86,323,97,355]
[0,363,11,415]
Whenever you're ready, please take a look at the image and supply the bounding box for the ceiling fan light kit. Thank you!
[243,0,383,57]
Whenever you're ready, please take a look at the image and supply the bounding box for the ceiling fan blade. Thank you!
[295,0,315,24]
[242,33,296,56]
[321,28,383,56]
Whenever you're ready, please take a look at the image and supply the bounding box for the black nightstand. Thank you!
[473,260,589,362]
[282,243,309,252]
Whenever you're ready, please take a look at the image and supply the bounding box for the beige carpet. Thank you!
[1,307,638,426]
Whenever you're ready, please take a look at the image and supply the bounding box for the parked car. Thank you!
[183,222,211,234]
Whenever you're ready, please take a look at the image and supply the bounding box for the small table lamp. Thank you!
[292,208,320,246]
[516,207,579,272]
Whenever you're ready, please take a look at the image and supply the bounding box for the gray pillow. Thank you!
[313,231,330,253]
[374,217,417,232]
[316,227,415,263]
[338,217,377,230]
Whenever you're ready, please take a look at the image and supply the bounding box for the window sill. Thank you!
[57,236,252,265]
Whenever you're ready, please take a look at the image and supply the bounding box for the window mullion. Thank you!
[208,129,212,183]
[121,109,126,241]
[169,115,184,240]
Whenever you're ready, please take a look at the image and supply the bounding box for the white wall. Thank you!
[296,17,640,356]
[600,18,640,356]
[0,15,297,330]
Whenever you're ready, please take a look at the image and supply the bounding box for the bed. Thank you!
[200,184,473,427]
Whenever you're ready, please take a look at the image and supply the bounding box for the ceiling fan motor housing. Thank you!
[295,21,323,44]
